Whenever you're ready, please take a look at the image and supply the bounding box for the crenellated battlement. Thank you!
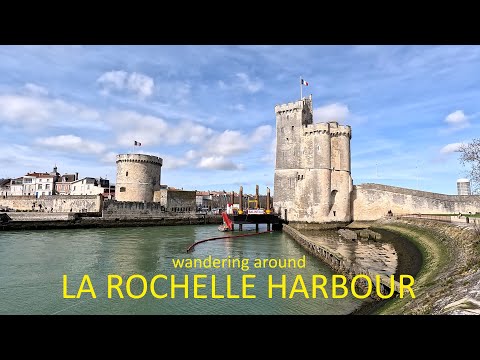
[274,95,352,224]
[330,124,352,139]
[275,100,303,114]
[116,153,163,166]
[275,95,312,114]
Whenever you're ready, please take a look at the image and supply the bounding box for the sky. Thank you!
[0,45,478,195]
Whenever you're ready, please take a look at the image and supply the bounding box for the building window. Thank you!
[292,126,294,131]
[120,187,126,192]
[126,171,129,177]
[42,192,45,196]
[73,186,76,191]
[38,179,42,182]
[87,185,90,190]
[38,184,42,190]
[46,184,50,190]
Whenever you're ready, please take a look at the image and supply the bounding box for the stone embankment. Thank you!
[0,212,222,231]
[363,217,480,315]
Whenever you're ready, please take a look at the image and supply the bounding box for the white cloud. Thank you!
[204,130,249,156]
[100,152,118,164]
[35,135,106,155]
[97,70,154,98]
[440,142,464,154]
[97,70,127,90]
[0,95,50,123]
[250,125,272,143]
[168,121,214,145]
[109,111,169,147]
[445,110,469,129]
[314,103,350,123]
[236,72,263,93]
[197,156,240,170]
[127,72,155,98]
[161,154,190,169]
[109,112,214,147]
[185,150,198,160]
[24,83,48,96]
[0,94,102,130]
[231,103,245,111]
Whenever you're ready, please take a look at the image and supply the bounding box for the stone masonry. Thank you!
[115,154,163,202]
[273,95,353,224]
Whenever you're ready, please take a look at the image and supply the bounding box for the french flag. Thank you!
[301,79,309,86]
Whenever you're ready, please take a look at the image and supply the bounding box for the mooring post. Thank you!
[239,186,243,214]
[267,223,270,231]
[239,224,243,231]
[266,187,271,214]
[256,223,259,232]
[255,184,260,208]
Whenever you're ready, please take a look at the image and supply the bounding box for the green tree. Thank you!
[459,139,480,193]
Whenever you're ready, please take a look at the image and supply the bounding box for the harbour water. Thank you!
[0,224,367,315]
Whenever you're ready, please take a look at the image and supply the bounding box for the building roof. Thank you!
[71,177,97,185]
[61,174,77,182]
[457,178,470,183]
[24,172,53,178]
[0,178,11,187]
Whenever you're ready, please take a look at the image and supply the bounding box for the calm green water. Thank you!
[0,224,366,315]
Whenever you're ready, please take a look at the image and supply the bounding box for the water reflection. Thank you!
[304,230,398,276]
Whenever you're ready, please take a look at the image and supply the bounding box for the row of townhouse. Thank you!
[0,166,115,199]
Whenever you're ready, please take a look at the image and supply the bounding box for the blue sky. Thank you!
[0,45,478,195]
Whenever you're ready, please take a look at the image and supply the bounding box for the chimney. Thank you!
[75,172,79,181]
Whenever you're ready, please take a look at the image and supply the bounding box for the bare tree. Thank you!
[459,139,480,193]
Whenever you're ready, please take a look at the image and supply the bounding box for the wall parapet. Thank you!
[355,183,480,202]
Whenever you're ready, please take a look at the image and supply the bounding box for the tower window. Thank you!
[120,187,126,192]
[292,126,294,131]
[126,171,129,176]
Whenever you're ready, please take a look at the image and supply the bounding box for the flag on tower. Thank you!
[301,79,309,86]
[134,141,142,146]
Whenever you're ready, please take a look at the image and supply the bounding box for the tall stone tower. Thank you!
[273,95,353,224]
[115,154,163,202]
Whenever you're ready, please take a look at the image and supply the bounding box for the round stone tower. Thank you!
[115,154,163,202]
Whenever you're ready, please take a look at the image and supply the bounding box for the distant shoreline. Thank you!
[0,213,223,231]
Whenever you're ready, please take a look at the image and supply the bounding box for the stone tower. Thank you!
[273,95,353,224]
[115,154,163,202]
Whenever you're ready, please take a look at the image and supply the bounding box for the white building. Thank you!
[457,178,471,195]
[22,175,37,196]
[35,174,54,197]
[0,179,11,198]
[70,177,109,196]
[10,178,23,196]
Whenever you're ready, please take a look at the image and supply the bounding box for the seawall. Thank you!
[0,195,102,212]
[370,217,480,315]
[353,183,480,221]
[0,214,223,231]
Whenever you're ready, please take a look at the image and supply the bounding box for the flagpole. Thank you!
[300,76,302,100]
